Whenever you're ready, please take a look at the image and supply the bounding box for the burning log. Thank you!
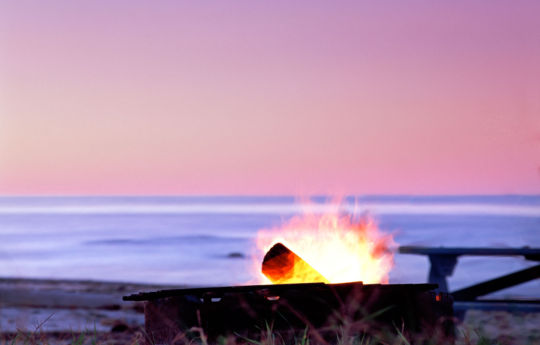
[262,242,330,284]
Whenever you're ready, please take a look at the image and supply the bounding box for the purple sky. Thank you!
[1,1,539,195]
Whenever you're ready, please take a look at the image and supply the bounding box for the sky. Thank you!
[1,1,539,195]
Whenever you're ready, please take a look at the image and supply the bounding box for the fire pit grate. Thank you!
[124,282,454,343]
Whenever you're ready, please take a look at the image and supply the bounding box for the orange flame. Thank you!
[254,202,395,285]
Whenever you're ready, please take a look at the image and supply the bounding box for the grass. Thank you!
[2,310,536,345]
[0,324,509,345]
[0,318,512,345]
[0,329,143,345]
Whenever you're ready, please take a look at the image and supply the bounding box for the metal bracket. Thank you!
[428,254,458,292]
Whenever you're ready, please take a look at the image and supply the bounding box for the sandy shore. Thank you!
[0,277,182,341]
[1,277,539,345]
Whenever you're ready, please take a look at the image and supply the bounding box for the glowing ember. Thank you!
[262,242,330,284]
[255,203,395,284]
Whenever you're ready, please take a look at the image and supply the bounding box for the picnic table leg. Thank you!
[428,254,458,292]
[451,264,540,301]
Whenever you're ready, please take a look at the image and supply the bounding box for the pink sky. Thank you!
[1,1,539,195]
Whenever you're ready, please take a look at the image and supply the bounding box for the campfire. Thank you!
[124,202,454,344]
[255,207,395,285]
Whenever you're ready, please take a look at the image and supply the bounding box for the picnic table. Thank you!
[398,246,540,313]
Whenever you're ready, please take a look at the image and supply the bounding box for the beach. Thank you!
[1,196,538,343]
[1,277,539,345]
[0,277,179,344]
[3,0,539,341]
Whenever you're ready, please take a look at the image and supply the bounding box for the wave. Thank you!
[84,234,249,246]
[0,202,538,217]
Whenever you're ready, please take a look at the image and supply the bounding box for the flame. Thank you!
[254,202,395,285]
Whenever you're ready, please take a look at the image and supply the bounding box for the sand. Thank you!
[458,310,540,345]
[0,277,182,343]
[1,277,539,345]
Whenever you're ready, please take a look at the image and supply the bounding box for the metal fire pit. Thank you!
[124,282,453,344]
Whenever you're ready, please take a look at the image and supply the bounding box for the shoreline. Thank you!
[0,277,183,334]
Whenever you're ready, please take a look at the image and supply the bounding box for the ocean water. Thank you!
[0,195,539,298]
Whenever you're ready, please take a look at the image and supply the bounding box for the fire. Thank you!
[255,203,395,285]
